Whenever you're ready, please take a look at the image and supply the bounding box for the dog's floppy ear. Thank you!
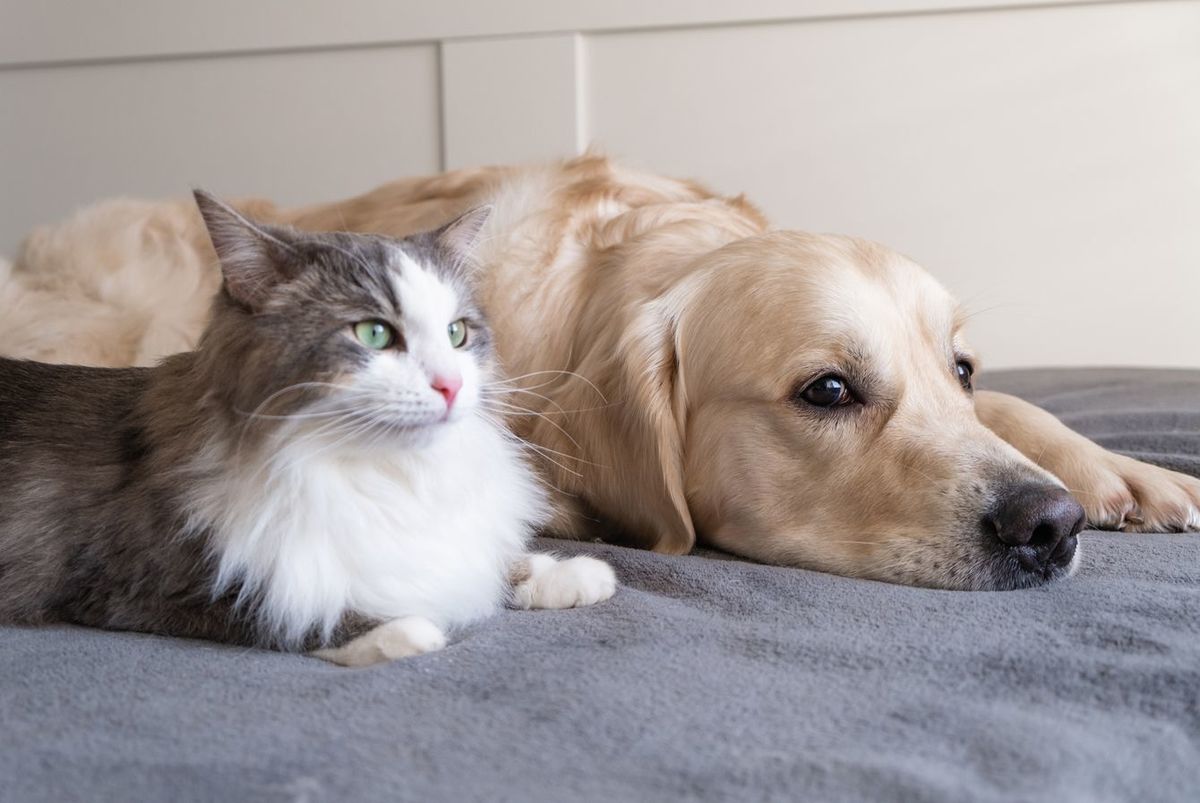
[545,296,696,554]
[614,300,695,553]
[194,190,299,310]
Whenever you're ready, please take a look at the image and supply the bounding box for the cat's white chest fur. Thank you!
[190,416,544,646]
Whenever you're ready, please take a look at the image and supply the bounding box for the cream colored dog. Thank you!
[3,156,1197,590]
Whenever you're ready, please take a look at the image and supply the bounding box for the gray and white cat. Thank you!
[0,192,616,666]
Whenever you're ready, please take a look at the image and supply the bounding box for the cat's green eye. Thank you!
[353,320,396,350]
[448,319,468,349]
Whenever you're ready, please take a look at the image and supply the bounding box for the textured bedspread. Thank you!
[1,368,1198,802]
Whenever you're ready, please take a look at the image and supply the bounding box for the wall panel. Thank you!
[587,1,1200,367]
[0,45,441,252]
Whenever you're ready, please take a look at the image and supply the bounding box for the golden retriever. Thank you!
[3,156,1197,590]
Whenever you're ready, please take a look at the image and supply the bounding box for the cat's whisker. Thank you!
[236,382,369,427]
[233,384,389,459]
[318,412,394,461]
[474,409,586,480]
[482,399,584,452]
[267,410,387,479]
[522,439,605,469]
[481,399,618,417]
[480,410,603,468]
[252,405,387,481]
[499,386,572,418]
[484,373,588,393]
[485,377,561,393]
[486,368,590,383]
[479,411,603,470]
[236,404,377,422]
[484,369,607,402]
[517,441,585,479]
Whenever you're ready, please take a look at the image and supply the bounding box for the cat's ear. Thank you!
[434,204,492,265]
[193,190,298,309]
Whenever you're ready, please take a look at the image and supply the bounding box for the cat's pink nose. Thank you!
[431,375,462,407]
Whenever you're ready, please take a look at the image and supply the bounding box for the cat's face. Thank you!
[193,191,496,451]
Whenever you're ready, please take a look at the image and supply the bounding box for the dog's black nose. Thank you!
[986,485,1085,572]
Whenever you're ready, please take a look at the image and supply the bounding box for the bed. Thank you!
[2,368,1197,802]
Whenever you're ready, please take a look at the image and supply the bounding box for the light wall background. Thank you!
[2,0,1198,368]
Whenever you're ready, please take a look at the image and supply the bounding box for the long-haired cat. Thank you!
[0,192,616,666]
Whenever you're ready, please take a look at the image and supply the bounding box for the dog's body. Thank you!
[4,156,1198,588]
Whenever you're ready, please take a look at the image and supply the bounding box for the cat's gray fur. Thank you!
[0,192,500,651]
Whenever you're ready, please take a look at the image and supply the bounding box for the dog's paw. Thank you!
[511,554,618,610]
[1061,452,1200,533]
[313,616,446,667]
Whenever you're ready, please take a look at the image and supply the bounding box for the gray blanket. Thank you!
[2,368,1198,802]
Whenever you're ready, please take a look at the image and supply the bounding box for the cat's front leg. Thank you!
[509,553,618,610]
[977,390,1200,532]
[312,616,447,667]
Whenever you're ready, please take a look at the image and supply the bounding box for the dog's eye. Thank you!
[798,375,855,408]
[955,360,974,390]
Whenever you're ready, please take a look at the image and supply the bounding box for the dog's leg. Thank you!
[976,390,1200,532]
[509,554,618,610]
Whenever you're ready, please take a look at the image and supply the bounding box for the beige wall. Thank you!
[2,0,1197,367]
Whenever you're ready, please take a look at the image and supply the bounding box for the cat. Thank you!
[0,191,616,666]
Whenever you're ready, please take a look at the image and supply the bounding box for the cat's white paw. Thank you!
[511,554,617,610]
[313,616,446,667]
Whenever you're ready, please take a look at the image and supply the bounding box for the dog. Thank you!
[3,156,1197,590]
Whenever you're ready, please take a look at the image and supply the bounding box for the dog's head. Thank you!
[551,230,1082,590]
